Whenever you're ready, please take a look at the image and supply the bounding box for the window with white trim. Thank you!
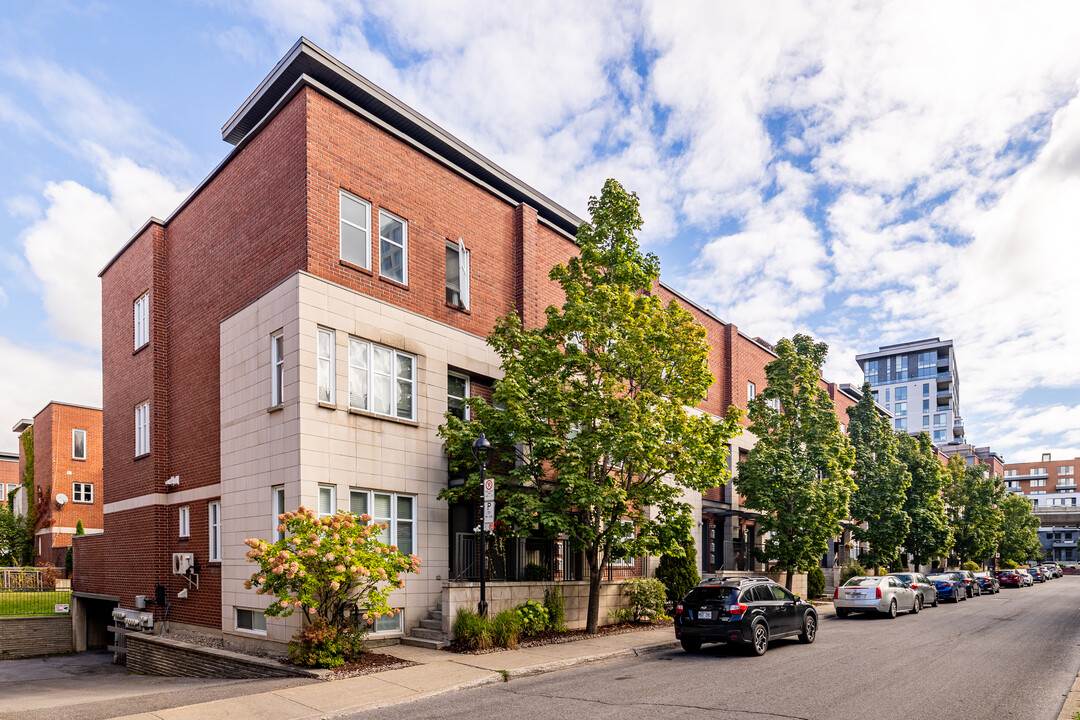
[134,292,149,350]
[373,611,402,634]
[350,489,415,555]
[894,417,907,431]
[1031,479,1046,487]
[208,501,222,562]
[318,485,336,518]
[340,190,371,269]
[72,482,93,503]
[445,239,470,309]
[348,337,415,420]
[235,607,267,633]
[317,327,335,405]
[178,505,190,537]
[747,382,756,403]
[72,428,86,460]
[272,486,285,542]
[135,402,150,457]
[271,331,284,406]
[766,398,780,411]
[447,372,469,420]
[378,210,408,284]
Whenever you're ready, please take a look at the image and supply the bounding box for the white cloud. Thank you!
[19,147,188,348]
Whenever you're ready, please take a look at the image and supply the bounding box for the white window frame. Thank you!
[895,402,907,416]
[766,397,780,411]
[610,520,635,567]
[135,402,150,457]
[445,238,470,309]
[235,607,267,634]
[72,428,87,460]
[447,372,470,420]
[134,292,149,350]
[318,485,336,518]
[178,505,190,538]
[378,209,408,285]
[371,610,403,635]
[271,331,284,407]
[347,337,416,420]
[208,501,222,562]
[317,327,335,405]
[339,189,371,269]
[272,486,286,542]
[349,489,415,554]
[747,382,756,403]
[72,482,93,503]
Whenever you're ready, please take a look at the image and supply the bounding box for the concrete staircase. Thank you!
[402,603,448,649]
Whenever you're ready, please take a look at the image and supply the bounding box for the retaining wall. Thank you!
[0,616,73,659]
[125,633,317,678]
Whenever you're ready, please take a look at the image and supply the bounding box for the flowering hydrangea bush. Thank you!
[243,505,421,657]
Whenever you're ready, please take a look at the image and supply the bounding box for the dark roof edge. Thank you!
[98,217,165,277]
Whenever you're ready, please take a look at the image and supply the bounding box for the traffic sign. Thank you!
[483,476,494,502]
[483,500,495,528]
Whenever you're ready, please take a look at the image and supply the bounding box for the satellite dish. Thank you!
[55,493,68,506]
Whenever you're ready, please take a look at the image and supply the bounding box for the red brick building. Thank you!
[75,38,858,648]
[1003,453,1079,508]
[11,402,103,566]
[0,450,19,511]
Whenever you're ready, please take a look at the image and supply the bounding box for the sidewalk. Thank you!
[111,627,679,720]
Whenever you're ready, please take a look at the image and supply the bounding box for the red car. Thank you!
[995,569,1023,588]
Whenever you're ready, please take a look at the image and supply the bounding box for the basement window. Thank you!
[235,607,267,634]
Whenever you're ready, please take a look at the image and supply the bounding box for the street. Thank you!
[345,576,1080,720]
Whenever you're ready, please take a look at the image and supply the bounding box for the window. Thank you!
[135,402,150,456]
[896,356,908,381]
[373,610,402,634]
[1004,469,1018,477]
[445,239,470,309]
[340,190,371,269]
[271,331,284,406]
[934,413,946,428]
[1060,466,1074,476]
[447,373,469,420]
[1031,489,1046,495]
[747,382,756,402]
[922,415,929,429]
[894,418,907,431]
[72,428,86,460]
[885,389,890,403]
[840,423,846,434]
[934,430,946,442]
[235,608,267,633]
[272,486,285,542]
[1042,453,1052,462]
[1031,479,1046,487]
[318,485,336,518]
[1031,467,1046,476]
[208,501,222,562]
[766,397,781,411]
[72,483,93,503]
[178,505,190,538]
[918,352,935,374]
[348,338,416,420]
[895,402,907,416]
[871,391,878,403]
[923,383,930,397]
[379,210,408,284]
[350,489,415,555]
[895,387,907,401]
[317,327,335,405]
[864,360,878,384]
[134,292,149,350]
[922,399,930,413]
[610,520,635,567]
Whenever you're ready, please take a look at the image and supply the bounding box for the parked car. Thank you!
[995,568,1023,588]
[973,571,1000,594]
[926,572,967,602]
[834,576,919,618]
[675,577,818,656]
[1016,568,1034,586]
[1028,566,1047,583]
[1040,563,1062,578]
[949,569,982,597]
[888,572,939,610]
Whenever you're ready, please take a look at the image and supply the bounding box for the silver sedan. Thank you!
[834,575,919,618]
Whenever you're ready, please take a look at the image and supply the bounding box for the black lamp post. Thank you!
[472,432,493,616]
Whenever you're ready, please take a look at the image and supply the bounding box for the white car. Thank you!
[834,576,919,619]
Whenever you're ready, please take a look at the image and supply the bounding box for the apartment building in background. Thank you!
[11,402,104,566]
[1,450,21,513]
[1003,453,1080,509]
[72,38,860,650]
[855,337,964,444]
[938,441,1006,476]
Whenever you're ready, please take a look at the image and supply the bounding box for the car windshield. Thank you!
[684,586,739,604]
[843,577,881,587]
[926,574,952,581]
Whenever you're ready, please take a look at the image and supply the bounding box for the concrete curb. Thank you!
[1057,671,1080,720]
[503,639,680,680]
[321,672,507,719]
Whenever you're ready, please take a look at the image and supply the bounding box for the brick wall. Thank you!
[0,616,73,659]
[125,633,313,678]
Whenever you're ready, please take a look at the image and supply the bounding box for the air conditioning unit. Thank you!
[172,553,195,575]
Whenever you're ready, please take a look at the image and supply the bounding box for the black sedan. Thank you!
[926,572,966,602]
[675,577,818,656]
[974,571,1000,594]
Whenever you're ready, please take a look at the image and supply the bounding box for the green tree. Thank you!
[0,507,31,566]
[439,179,742,633]
[75,519,85,535]
[997,492,1042,565]
[735,334,856,590]
[19,427,35,562]
[655,540,701,604]
[943,456,1004,564]
[846,382,911,569]
[897,433,952,567]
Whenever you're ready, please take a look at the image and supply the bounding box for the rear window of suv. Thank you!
[684,587,739,604]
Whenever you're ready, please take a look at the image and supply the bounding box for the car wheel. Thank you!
[953,588,961,603]
[911,594,921,614]
[835,608,849,619]
[931,593,939,607]
[884,599,898,619]
[799,614,816,644]
[749,623,769,656]
[680,637,702,653]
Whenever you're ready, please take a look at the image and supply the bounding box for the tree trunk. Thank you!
[785,569,793,591]
[586,544,601,634]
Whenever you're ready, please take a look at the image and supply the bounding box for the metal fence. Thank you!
[0,567,71,616]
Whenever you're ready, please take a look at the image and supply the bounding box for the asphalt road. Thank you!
[345,575,1080,720]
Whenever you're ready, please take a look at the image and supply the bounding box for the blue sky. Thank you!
[2,1,1080,463]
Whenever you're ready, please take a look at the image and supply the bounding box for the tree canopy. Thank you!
[997,492,1043,565]
[439,179,741,632]
[897,432,952,567]
[943,455,1004,565]
[735,334,856,589]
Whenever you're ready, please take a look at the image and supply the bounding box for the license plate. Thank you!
[697,610,713,620]
[853,592,864,598]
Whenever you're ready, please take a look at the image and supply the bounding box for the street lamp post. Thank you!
[472,432,493,617]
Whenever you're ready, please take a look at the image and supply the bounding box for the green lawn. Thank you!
[0,590,71,616]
